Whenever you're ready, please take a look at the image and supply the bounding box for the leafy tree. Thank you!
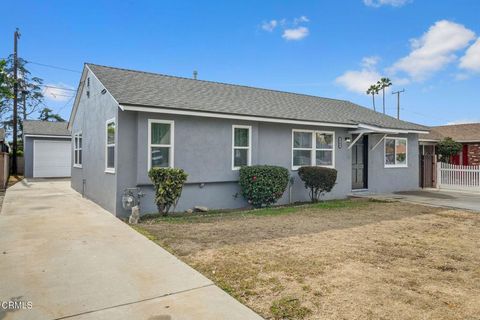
[437,137,462,163]
[366,84,380,112]
[0,59,12,104]
[1,55,45,136]
[39,107,65,122]
[377,77,392,114]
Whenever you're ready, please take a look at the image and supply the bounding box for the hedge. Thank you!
[297,166,337,202]
[239,165,290,208]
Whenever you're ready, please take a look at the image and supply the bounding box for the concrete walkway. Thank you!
[0,180,262,320]
[356,189,480,212]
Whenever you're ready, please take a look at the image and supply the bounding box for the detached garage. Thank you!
[23,120,71,178]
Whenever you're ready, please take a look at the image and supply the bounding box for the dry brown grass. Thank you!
[137,199,480,320]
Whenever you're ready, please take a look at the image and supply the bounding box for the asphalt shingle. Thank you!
[87,63,428,132]
[23,120,69,136]
[420,123,480,142]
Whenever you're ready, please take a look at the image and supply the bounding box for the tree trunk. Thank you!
[382,88,385,114]
[372,94,376,111]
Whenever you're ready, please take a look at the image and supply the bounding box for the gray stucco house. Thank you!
[23,120,71,178]
[68,63,428,217]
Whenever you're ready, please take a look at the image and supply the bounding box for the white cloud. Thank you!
[293,16,309,25]
[361,56,380,69]
[389,20,476,81]
[335,70,381,94]
[282,27,309,41]
[363,0,411,7]
[43,83,75,102]
[336,56,383,94]
[261,16,310,41]
[459,38,480,72]
[261,20,278,32]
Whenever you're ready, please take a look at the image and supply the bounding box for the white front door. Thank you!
[33,140,72,178]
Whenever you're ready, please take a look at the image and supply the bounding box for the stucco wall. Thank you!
[367,133,420,193]
[70,69,118,213]
[115,111,354,217]
[24,136,70,178]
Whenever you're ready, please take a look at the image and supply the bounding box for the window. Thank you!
[384,137,407,168]
[148,119,174,169]
[73,132,82,167]
[105,119,115,173]
[232,125,251,170]
[292,130,335,170]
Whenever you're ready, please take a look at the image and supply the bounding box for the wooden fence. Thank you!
[436,162,480,192]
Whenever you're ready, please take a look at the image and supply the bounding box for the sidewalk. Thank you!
[0,179,262,320]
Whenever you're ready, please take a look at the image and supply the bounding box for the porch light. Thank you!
[345,137,352,144]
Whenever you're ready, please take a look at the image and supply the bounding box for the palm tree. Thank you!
[377,77,392,114]
[366,84,380,112]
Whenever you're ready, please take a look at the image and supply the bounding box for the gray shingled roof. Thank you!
[87,63,428,132]
[23,120,69,136]
[420,123,480,142]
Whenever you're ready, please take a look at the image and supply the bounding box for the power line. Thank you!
[39,84,77,92]
[26,60,81,73]
[57,95,75,113]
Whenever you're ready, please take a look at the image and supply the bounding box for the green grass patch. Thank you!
[139,199,369,224]
[270,297,312,319]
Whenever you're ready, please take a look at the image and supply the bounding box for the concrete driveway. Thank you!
[0,179,262,320]
[369,189,480,212]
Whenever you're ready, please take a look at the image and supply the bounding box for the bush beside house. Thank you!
[298,166,337,203]
[239,165,290,208]
[148,168,188,216]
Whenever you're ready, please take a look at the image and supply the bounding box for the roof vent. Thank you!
[193,70,198,80]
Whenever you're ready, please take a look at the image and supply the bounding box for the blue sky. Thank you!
[1,0,479,126]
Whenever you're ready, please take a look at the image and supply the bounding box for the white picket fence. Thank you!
[437,162,480,192]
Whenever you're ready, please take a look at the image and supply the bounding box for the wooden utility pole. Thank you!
[392,89,405,120]
[12,28,21,174]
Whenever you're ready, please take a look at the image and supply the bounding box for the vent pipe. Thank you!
[193,70,198,80]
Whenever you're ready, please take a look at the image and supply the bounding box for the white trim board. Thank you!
[121,105,428,133]
[122,105,357,129]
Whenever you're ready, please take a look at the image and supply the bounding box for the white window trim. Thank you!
[291,129,335,170]
[384,137,408,168]
[105,118,116,174]
[73,131,82,168]
[148,119,175,171]
[232,125,252,170]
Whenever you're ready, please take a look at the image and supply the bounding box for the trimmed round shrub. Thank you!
[297,166,337,203]
[239,165,290,208]
[148,168,188,215]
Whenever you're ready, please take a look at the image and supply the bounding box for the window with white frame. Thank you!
[232,125,251,169]
[292,130,334,170]
[384,137,407,167]
[73,132,82,167]
[149,120,174,169]
[105,119,115,172]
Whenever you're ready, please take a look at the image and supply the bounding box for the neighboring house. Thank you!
[68,63,428,217]
[23,120,71,178]
[0,128,10,153]
[419,123,480,166]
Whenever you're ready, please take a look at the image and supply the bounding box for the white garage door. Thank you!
[34,140,72,178]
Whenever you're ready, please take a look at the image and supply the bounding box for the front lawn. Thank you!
[134,199,480,320]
